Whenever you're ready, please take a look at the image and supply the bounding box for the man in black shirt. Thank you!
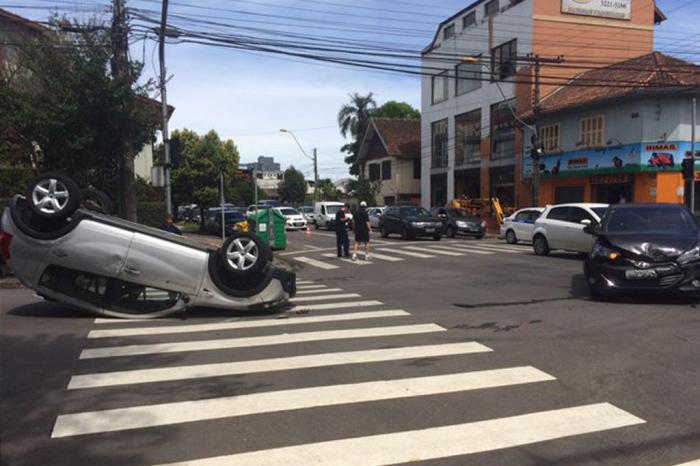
[335,203,350,258]
[352,201,371,261]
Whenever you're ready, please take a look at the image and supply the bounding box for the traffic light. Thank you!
[682,157,694,180]
[530,135,543,161]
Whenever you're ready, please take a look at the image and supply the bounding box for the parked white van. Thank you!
[314,202,353,230]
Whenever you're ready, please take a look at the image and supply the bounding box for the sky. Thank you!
[10,0,700,180]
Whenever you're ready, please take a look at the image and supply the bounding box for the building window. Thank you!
[443,24,455,39]
[455,109,481,165]
[463,12,476,28]
[539,124,560,153]
[381,160,391,180]
[456,61,481,95]
[491,100,515,160]
[368,163,380,181]
[432,71,449,104]
[413,157,421,179]
[580,116,605,147]
[431,119,448,168]
[491,39,517,81]
[485,0,499,17]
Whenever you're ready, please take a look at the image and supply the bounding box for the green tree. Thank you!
[348,178,382,206]
[337,92,376,176]
[318,178,340,201]
[0,16,159,220]
[170,129,240,229]
[279,166,306,205]
[371,101,420,119]
[227,176,256,207]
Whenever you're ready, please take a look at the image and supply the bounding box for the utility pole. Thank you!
[111,0,137,221]
[692,97,697,213]
[159,0,172,216]
[313,148,319,202]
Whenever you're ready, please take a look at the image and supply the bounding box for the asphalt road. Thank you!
[1,228,699,466]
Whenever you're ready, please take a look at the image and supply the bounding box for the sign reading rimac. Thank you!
[561,0,631,20]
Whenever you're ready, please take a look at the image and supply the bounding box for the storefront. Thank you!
[454,168,481,199]
[489,166,515,209]
[430,173,447,207]
[529,142,690,207]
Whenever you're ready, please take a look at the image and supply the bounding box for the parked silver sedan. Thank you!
[367,207,385,229]
[0,174,296,319]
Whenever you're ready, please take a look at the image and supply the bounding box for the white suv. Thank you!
[532,203,609,255]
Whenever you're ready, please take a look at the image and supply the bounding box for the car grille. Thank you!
[658,274,683,287]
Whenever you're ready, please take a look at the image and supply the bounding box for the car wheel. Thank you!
[26,173,81,220]
[433,233,442,241]
[447,226,456,238]
[533,235,550,256]
[80,188,113,215]
[219,232,271,278]
[505,229,517,244]
[476,234,485,240]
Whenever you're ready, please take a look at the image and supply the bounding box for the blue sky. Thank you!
[11,0,700,180]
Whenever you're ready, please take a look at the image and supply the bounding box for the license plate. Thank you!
[425,228,435,233]
[625,269,657,280]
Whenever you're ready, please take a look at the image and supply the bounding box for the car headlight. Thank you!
[481,220,487,228]
[591,243,621,261]
[456,221,468,228]
[678,245,700,264]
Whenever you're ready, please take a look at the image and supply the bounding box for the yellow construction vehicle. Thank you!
[449,196,511,224]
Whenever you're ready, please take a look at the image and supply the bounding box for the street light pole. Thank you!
[158,0,172,216]
[280,129,318,202]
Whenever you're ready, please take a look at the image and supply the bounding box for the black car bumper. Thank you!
[457,226,485,237]
[585,258,700,294]
[408,226,441,237]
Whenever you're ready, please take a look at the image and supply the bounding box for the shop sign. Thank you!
[524,141,697,178]
[561,0,631,20]
[591,174,629,184]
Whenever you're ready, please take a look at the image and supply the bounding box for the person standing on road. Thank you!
[352,201,371,261]
[335,203,350,258]
[160,214,183,235]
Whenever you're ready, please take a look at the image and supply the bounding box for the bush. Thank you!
[137,202,166,227]
[0,166,34,198]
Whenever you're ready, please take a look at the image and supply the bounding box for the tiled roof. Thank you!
[369,118,421,158]
[0,8,47,33]
[531,52,700,118]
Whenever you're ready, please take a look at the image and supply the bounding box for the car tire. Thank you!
[476,234,485,240]
[505,229,517,244]
[433,233,442,241]
[380,226,388,238]
[80,188,113,215]
[26,173,81,221]
[533,235,550,256]
[447,226,456,238]
[219,232,271,278]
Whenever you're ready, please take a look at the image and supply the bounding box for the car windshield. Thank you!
[592,207,608,219]
[301,207,313,213]
[225,212,245,222]
[400,206,431,217]
[604,206,699,233]
[326,205,342,214]
[279,208,299,215]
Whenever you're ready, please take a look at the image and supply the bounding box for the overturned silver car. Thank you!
[0,173,296,318]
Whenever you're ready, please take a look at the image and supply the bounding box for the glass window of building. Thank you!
[485,0,499,17]
[491,100,515,160]
[431,71,449,104]
[463,12,476,28]
[431,119,448,168]
[491,39,517,81]
[368,163,381,181]
[456,61,482,95]
[580,116,605,147]
[381,160,391,180]
[455,109,481,165]
[539,124,560,152]
[443,24,455,39]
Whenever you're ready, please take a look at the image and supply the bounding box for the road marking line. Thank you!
[296,280,315,284]
[296,284,329,290]
[293,256,339,270]
[147,403,644,466]
[367,252,404,262]
[670,461,700,466]
[376,248,435,259]
[67,342,492,389]
[321,253,371,265]
[428,244,494,255]
[292,300,384,311]
[79,324,445,359]
[290,293,362,303]
[456,244,527,254]
[94,318,176,324]
[52,366,554,437]
[295,288,344,295]
[87,310,411,339]
[404,246,464,257]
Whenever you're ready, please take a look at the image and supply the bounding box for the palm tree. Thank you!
[337,93,376,176]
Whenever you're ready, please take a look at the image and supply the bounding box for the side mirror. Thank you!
[580,219,592,226]
[582,220,599,235]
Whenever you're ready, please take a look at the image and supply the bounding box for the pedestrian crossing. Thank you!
[49,280,645,465]
[291,240,530,270]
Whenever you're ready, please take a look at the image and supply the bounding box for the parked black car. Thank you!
[205,208,246,236]
[380,205,443,240]
[584,203,700,300]
[431,207,486,239]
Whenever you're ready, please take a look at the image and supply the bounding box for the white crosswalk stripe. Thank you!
[455,243,528,254]
[366,252,404,262]
[376,247,436,259]
[670,460,700,466]
[79,324,446,359]
[295,288,344,295]
[404,245,464,257]
[321,253,371,265]
[52,366,554,437]
[67,342,492,389]
[296,284,329,290]
[292,300,384,311]
[87,310,411,339]
[429,244,495,255]
[293,256,339,270]
[148,403,644,466]
[290,293,361,303]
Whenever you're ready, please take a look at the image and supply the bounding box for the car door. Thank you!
[542,207,571,250]
[119,232,208,295]
[565,207,598,252]
[511,210,530,240]
[521,210,542,242]
[383,207,398,233]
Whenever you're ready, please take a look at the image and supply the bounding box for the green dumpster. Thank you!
[248,208,287,250]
